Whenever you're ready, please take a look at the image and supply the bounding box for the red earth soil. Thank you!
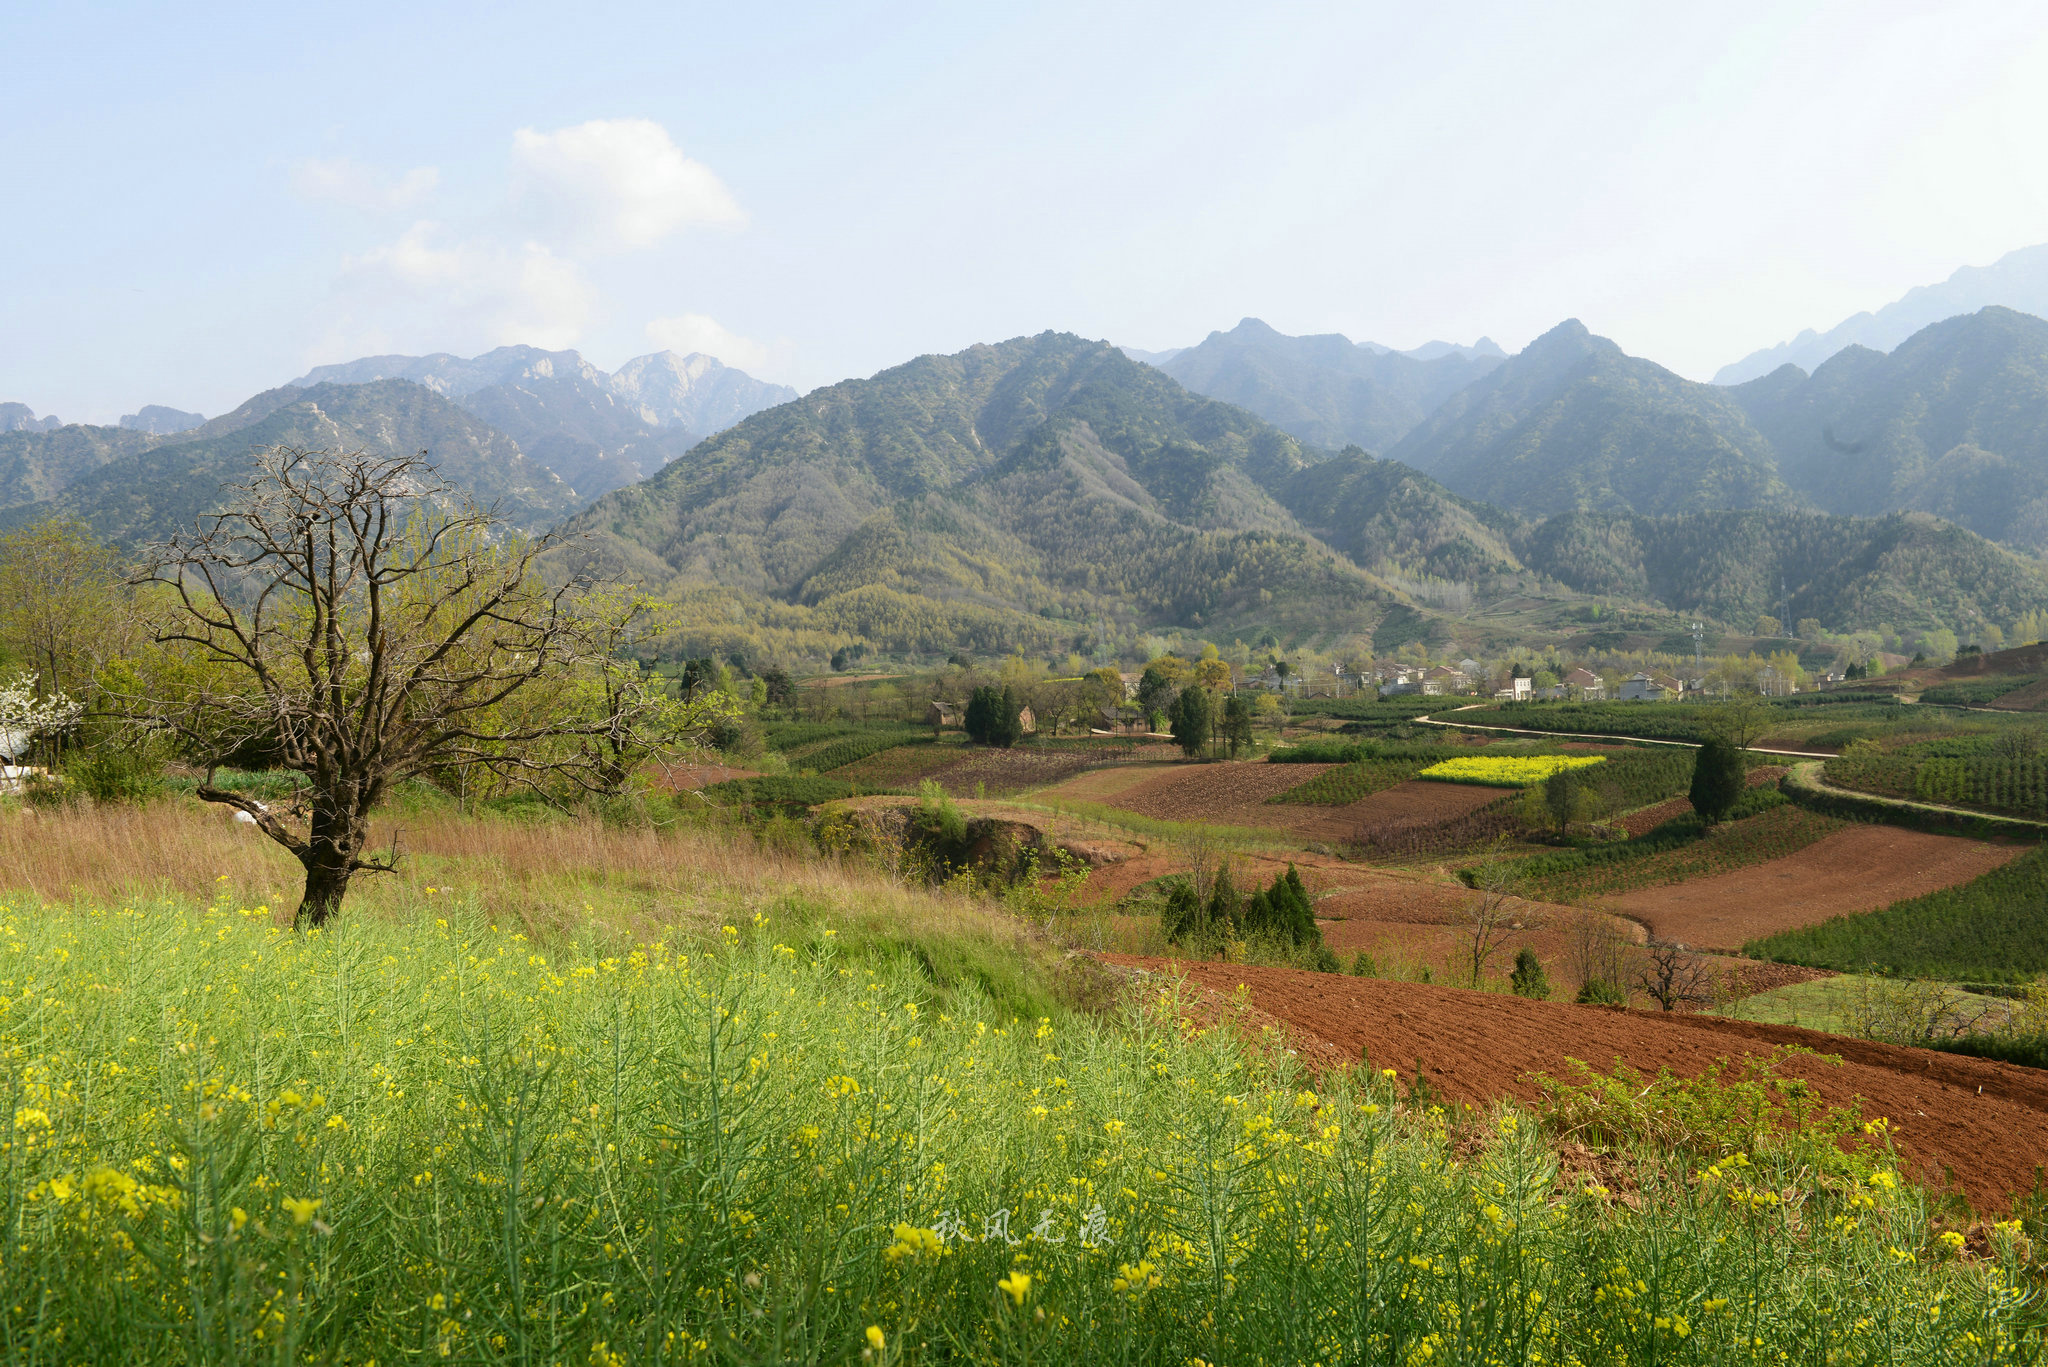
[649,760,760,791]
[1603,825,2027,949]
[1109,957,2048,1210]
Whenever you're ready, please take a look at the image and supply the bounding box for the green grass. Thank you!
[1715,974,2019,1035]
[1749,843,2048,982]
[704,774,898,808]
[0,890,2028,1363]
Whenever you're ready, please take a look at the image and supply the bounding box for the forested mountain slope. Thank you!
[1387,320,1796,517]
[560,332,1466,652]
[1729,307,2048,551]
[1518,509,2048,636]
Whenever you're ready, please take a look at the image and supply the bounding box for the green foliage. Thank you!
[1509,948,1552,1000]
[1169,685,1212,758]
[1531,1050,1876,1175]
[910,778,968,850]
[1576,979,1627,1006]
[1749,844,2048,982]
[1350,951,1379,977]
[1689,739,1746,825]
[1219,694,1254,758]
[0,901,2020,1362]
[704,774,878,810]
[964,685,1023,747]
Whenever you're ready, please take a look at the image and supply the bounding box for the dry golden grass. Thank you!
[0,797,1112,1014]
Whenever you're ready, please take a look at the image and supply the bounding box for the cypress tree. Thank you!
[1689,738,1745,825]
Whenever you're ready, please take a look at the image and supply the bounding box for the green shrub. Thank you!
[1350,951,1379,978]
[1509,948,1552,1000]
[1576,978,1627,1006]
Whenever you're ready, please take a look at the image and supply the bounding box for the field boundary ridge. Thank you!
[1780,760,2048,840]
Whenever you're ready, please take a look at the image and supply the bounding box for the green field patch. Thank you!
[1749,843,2048,982]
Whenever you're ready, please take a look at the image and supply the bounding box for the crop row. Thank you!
[1825,753,2048,818]
[801,727,929,772]
[1751,844,2048,982]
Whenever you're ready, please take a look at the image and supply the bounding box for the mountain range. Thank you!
[4,314,2048,663]
[556,329,2048,661]
[290,346,796,498]
[1717,242,2048,384]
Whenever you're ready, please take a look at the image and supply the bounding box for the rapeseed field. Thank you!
[0,884,2035,1363]
[1418,755,1608,788]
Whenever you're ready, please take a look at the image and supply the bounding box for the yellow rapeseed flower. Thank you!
[282,1196,322,1226]
[865,1326,885,1351]
[997,1271,1031,1307]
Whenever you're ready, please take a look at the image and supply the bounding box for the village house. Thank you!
[1563,666,1605,700]
[1493,676,1532,702]
[1424,664,1472,694]
[1616,672,1682,702]
[926,700,961,730]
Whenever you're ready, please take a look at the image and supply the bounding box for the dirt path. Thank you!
[1110,958,2048,1209]
[1415,707,1838,759]
[1603,824,2027,949]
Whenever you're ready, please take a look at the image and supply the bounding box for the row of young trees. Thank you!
[0,446,736,926]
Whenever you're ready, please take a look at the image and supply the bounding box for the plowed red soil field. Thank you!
[1344,780,1504,831]
[1110,958,2048,1208]
[1604,825,2026,949]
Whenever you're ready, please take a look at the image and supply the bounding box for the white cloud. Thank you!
[336,222,594,351]
[644,313,771,371]
[292,157,440,211]
[513,118,743,250]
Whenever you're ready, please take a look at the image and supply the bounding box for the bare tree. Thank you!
[1564,913,1632,997]
[1636,939,1717,1012]
[1460,837,1529,986]
[127,446,723,928]
[1704,694,1770,753]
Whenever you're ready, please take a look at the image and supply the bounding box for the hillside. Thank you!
[0,380,575,544]
[1387,320,1797,518]
[1274,448,1523,581]
[1729,307,2048,551]
[0,423,154,511]
[1157,317,1503,450]
[559,332,1422,656]
[291,345,795,499]
[1717,242,2048,384]
[1518,509,2048,634]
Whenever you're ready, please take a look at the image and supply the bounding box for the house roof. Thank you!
[1563,667,1601,686]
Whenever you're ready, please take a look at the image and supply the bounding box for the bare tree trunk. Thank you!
[295,801,369,929]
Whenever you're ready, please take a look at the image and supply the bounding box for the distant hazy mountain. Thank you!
[1387,320,1794,518]
[118,405,204,435]
[0,424,153,511]
[1365,338,1507,363]
[289,345,795,498]
[0,403,62,433]
[1157,318,1505,451]
[1716,243,2048,384]
[0,380,574,546]
[1117,345,1185,367]
[1728,306,2048,551]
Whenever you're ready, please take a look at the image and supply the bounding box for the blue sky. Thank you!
[8,1,2048,422]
